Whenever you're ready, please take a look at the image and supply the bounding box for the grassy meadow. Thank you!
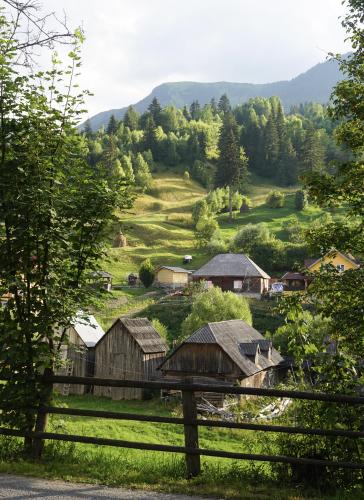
[1,395,360,499]
[90,171,329,330]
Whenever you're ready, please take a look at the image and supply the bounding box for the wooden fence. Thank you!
[0,374,363,478]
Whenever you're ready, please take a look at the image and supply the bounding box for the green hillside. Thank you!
[101,173,325,282]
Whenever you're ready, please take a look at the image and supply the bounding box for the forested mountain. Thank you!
[86,56,343,131]
[83,94,348,190]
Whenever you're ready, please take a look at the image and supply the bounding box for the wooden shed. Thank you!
[94,317,168,400]
[159,319,284,404]
[192,254,270,296]
[155,266,191,289]
[57,313,105,396]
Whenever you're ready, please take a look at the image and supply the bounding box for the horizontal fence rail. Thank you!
[0,374,363,477]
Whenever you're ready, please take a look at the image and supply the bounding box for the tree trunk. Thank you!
[228,185,233,223]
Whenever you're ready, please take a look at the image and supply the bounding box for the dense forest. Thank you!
[83,94,348,190]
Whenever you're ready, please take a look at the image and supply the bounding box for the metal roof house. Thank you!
[159,319,284,388]
[94,317,168,400]
[57,313,105,396]
[192,253,270,295]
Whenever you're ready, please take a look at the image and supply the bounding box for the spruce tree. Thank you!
[262,112,279,176]
[299,128,325,174]
[143,115,157,155]
[106,114,118,135]
[189,100,201,120]
[218,93,231,114]
[216,113,248,221]
[123,105,140,131]
[148,97,162,125]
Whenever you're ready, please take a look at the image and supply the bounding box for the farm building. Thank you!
[159,319,284,398]
[57,313,105,396]
[94,317,168,400]
[281,271,308,291]
[155,266,191,289]
[192,253,270,296]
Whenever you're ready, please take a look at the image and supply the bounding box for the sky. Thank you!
[40,0,351,118]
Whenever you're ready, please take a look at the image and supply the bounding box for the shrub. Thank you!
[139,259,155,288]
[266,190,285,208]
[151,318,169,344]
[206,234,228,255]
[286,216,304,243]
[181,287,252,340]
[294,189,308,211]
[195,216,219,247]
[192,199,210,225]
[183,170,190,181]
[231,223,270,253]
[250,239,285,274]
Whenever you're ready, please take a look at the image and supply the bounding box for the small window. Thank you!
[336,264,345,273]
[234,280,243,290]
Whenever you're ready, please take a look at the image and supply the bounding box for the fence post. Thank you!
[182,380,200,478]
[32,369,53,459]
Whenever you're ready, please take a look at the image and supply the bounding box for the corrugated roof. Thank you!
[72,313,105,347]
[160,319,283,376]
[192,254,270,279]
[119,318,168,354]
[157,266,190,274]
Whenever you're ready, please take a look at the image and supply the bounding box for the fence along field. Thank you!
[0,374,363,478]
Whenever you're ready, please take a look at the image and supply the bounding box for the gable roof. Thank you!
[156,266,191,274]
[160,319,283,377]
[192,254,270,279]
[305,251,360,270]
[72,313,105,347]
[99,317,168,354]
[282,271,306,280]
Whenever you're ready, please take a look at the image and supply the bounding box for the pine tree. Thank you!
[148,97,162,125]
[182,105,191,121]
[216,113,248,221]
[276,135,298,185]
[240,108,261,174]
[83,119,93,138]
[210,97,218,114]
[189,100,201,120]
[143,115,157,155]
[123,105,140,130]
[262,112,279,176]
[106,114,118,135]
[133,152,152,191]
[299,128,325,174]
[218,93,231,114]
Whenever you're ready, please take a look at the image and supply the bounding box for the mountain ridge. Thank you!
[85,56,343,130]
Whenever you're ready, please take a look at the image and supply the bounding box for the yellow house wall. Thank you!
[156,268,189,285]
[309,253,358,273]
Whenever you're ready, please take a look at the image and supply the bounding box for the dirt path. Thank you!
[0,474,219,499]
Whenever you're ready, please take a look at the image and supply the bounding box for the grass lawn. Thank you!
[1,395,361,499]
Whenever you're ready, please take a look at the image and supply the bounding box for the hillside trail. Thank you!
[0,474,220,499]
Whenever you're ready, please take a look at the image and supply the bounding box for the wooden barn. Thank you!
[57,313,105,396]
[192,253,270,296]
[155,266,191,289]
[159,319,284,404]
[94,317,168,400]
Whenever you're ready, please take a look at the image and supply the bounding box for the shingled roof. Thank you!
[193,254,270,279]
[160,319,283,377]
[120,318,168,354]
[97,317,168,354]
[157,266,190,274]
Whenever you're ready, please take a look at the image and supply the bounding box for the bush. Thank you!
[285,216,304,243]
[192,199,210,225]
[206,236,228,255]
[139,258,155,288]
[250,239,285,274]
[183,170,190,181]
[180,287,252,340]
[294,189,308,211]
[266,190,285,208]
[151,318,169,344]
[195,216,219,247]
[231,223,270,253]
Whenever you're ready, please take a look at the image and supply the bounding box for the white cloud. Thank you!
[38,0,350,116]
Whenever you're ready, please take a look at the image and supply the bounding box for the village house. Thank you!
[282,251,360,291]
[94,317,168,400]
[57,313,105,396]
[192,253,270,296]
[90,270,113,291]
[155,266,191,289]
[159,319,284,405]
